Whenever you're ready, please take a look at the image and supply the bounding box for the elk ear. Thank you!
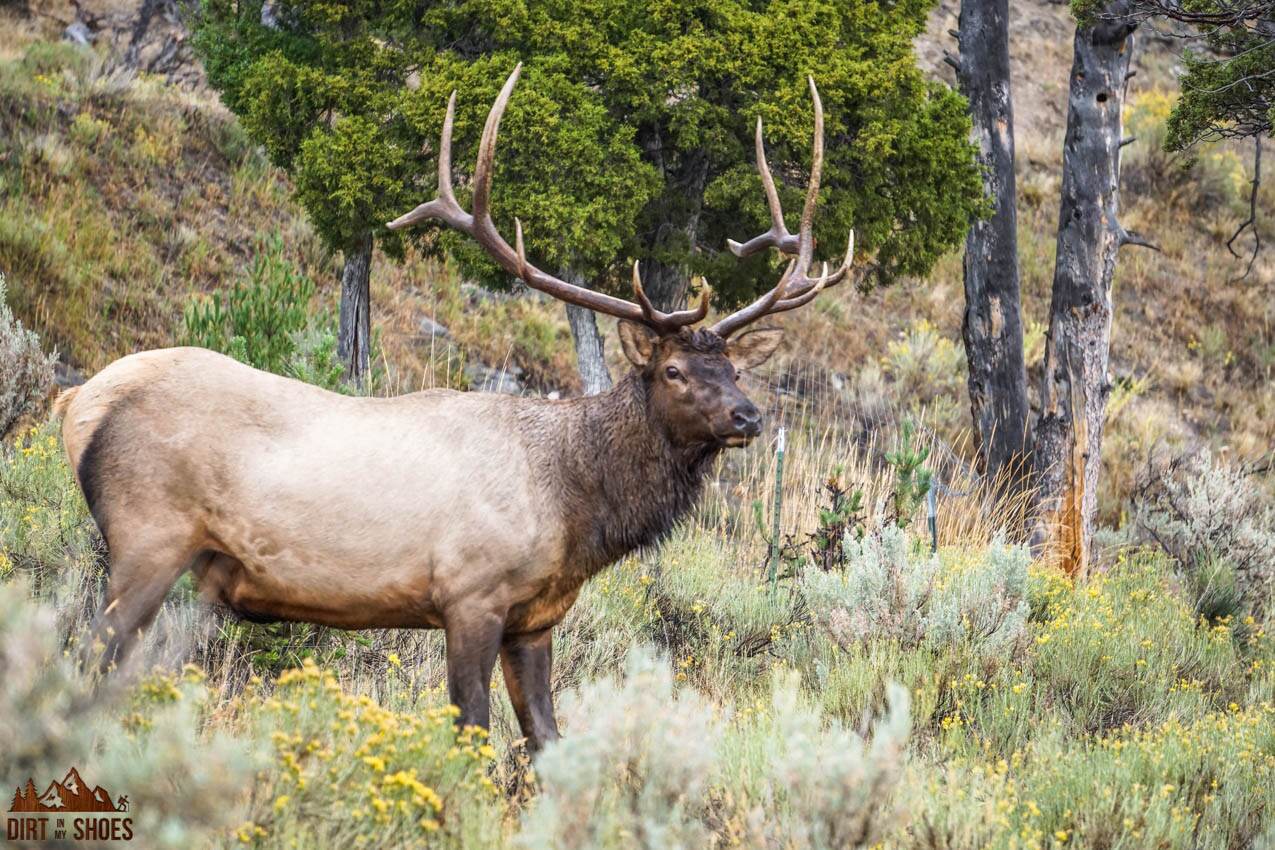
[727,328,783,370]
[618,320,658,367]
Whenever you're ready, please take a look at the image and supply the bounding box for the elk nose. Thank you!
[731,402,762,436]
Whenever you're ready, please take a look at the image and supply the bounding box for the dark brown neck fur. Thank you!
[516,372,720,581]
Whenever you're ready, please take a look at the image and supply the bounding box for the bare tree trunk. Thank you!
[563,270,613,396]
[956,0,1031,486]
[639,258,688,314]
[1031,2,1140,576]
[337,234,373,387]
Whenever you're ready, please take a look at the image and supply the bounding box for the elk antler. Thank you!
[709,77,856,339]
[388,64,711,335]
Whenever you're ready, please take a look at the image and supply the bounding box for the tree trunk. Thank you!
[564,283,613,396]
[1031,2,1139,577]
[957,0,1031,486]
[639,258,688,314]
[337,234,373,387]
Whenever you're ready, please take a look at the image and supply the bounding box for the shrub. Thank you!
[879,320,967,440]
[181,235,352,393]
[1124,88,1249,214]
[0,422,100,638]
[230,658,502,849]
[801,527,1030,661]
[1131,449,1275,620]
[0,582,254,849]
[883,320,965,403]
[1030,553,1244,733]
[0,274,55,439]
[519,649,720,850]
[522,651,912,850]
[901,704,1275,850]
[730,676,911,849]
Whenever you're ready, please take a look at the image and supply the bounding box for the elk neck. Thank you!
[518,371,722,580]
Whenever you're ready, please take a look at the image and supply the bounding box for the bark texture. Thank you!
[337,234,373,387]
[637,258,688,314]
[957,0,1031,484]
[564,299,613,396]
[1032,2,1139,576]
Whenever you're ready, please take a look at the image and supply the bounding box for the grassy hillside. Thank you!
[1,1,1274,848]
[0,9,577,393]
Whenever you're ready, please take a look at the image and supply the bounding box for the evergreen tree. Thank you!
[1117,0,1272,275]
[195,0,983,382]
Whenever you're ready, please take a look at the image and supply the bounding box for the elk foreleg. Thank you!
[443,606,506,732]
[500,628,560,753]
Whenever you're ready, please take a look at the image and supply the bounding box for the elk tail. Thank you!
[52,386,80,419]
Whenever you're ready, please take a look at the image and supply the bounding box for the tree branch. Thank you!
[1121,229,1162,251]
[1226,137,1263,282]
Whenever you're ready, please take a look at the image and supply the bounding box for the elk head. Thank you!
[388,65,856,449]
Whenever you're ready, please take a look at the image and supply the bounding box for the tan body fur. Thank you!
[61,347,596,634]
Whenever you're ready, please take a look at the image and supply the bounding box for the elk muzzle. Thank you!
[719,399,763,446]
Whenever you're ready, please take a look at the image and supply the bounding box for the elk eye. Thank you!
[665,366,682,381]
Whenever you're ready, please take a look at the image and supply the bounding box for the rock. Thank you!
[261,0,281,29]
[63,21,94,46]
[53,362,85,388]
[416,316,451,341]
[464,363,524,396]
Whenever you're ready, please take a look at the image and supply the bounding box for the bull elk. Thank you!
[55,65,854,751]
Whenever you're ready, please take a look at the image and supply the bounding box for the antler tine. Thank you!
[633,261,713,326]
[796,76,824,272]
[471,63,522,227]
[388,65,710,335]
[631,261,657,321]
[710,78,856,338]
[769,262,829,315]
[727,118,799,258]
[514,218,529,280]
[707,260,797,338]
[438,91,458,204]
[387,91,470,231]
[776,228,855,304]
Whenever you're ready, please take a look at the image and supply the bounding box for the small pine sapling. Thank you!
[885,420,933,528]
[809,466,866,572]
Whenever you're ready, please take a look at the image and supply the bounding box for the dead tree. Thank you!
[953,0,1031,486]
[1031,1,1152,575]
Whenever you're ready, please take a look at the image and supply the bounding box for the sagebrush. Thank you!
[0,274,54,440]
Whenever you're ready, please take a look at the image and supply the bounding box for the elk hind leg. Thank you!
[84,522,201,675]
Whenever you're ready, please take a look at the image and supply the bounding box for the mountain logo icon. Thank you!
[9,768,127,814]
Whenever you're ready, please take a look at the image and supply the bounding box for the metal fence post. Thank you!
[767,427,786,593]
[927,482,938,554]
